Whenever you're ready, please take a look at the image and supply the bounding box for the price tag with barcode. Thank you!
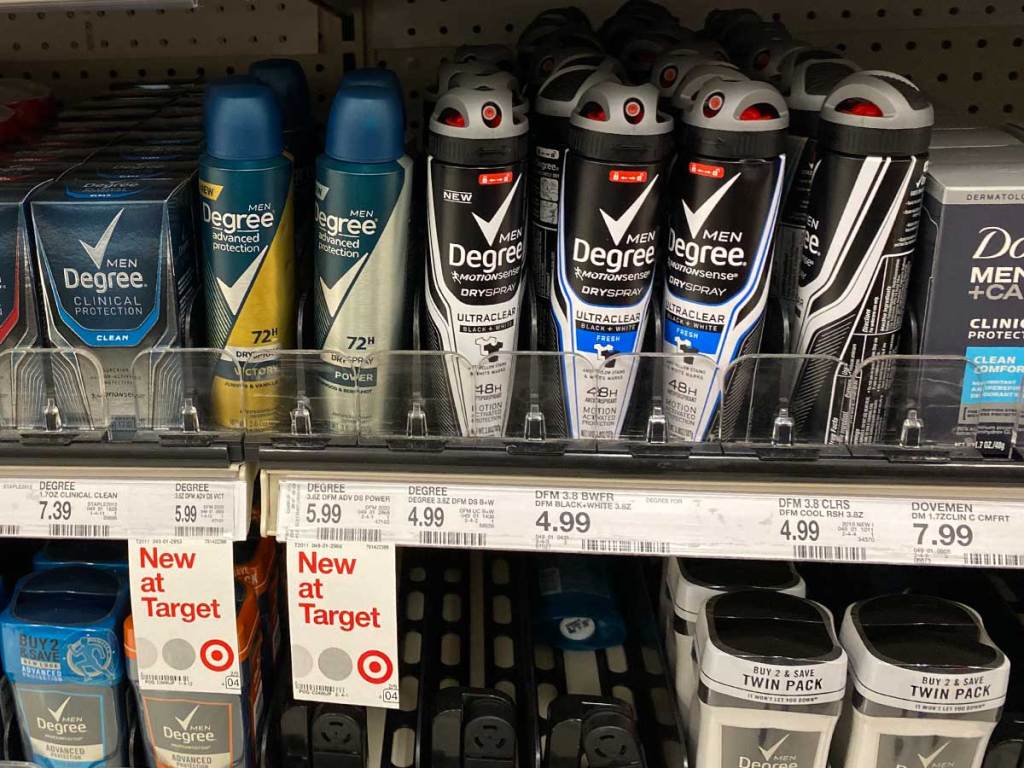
[278,477,1024,567]
[0,477,248,539]
[286,541,400,707]
[128,538,241,694]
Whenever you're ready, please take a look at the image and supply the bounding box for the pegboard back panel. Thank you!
[367,0,1024,125]
[0,1,361,116]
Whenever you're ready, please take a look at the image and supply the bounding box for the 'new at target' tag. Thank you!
[286,541,400,708]
[128,538,241,694]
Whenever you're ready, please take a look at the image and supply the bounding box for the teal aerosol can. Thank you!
[314,81,413,432]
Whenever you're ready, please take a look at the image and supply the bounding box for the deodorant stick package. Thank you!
[0,567,131,768]
[832,594,1010,768]
[663,558,805,725]
[691,591,848,768]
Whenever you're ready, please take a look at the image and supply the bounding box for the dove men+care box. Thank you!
[31,174,198,431]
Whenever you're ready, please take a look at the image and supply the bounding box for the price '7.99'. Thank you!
[914,523,973,547]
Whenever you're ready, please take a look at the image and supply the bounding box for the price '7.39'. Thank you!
[39,500,72,520]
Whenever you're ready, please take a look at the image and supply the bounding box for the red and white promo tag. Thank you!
[128,538,241,694]
[286,541,400,708]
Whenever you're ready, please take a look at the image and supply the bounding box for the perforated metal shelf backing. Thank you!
[365,0,1024,132]
[0,1,361,116]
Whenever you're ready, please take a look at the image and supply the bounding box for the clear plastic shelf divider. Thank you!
[846,354,984,453]
[355,349,475,445]
[593,351,720,453]
[0,348,108,440]
[132,347,245,436]
[480,350,599,451]
[237,349,358,440]
[718,353,848,450]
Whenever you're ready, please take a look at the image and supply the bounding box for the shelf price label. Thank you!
[0,477,248,539]
[279,478,1024,568]
[285,541,400,708]
[128,538,241,694]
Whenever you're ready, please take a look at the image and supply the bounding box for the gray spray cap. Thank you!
[452,70,524,98]
[682,78,788,158]
[454,44,517,71]
[529,46,610,86]
[777,47,848,89]
[428,61,500,103]
[535,64,622,119]
[784,56,860,136]
[568,81,673,163]
[819,70,934,156]
[743,38,810,82]
[653,52,738,99]
[430,86,529,140]
[670,64,748,113]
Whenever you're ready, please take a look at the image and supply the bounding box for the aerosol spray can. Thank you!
[530,64,621,351]
[552,82,673,439]
[772,53,859,344]
[200,80,295,429]
[314,84,412,432]
[791,71,933,443]
[424,87,529,436]
[663,79,787,441]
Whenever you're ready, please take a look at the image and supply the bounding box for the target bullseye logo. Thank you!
[357,649,394,684]
[200,639,235,673]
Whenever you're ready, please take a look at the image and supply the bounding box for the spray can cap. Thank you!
[569,81,673,163]
[325,84,405,163]
[682,77,789,158]
[204,79,284,161]
[783,56,859,136]
[536,64,621,119]
[819,70,934,155]
[249,58,311,133]
[670,63,748,114]
[429,87,529,165]
[653,52,737,99]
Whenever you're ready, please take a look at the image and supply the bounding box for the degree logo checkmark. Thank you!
[682,172,741,239]
[175,705,200,731]
[48,696,72,723]
[471,175,522,246]
[918,742,950,768]
[216,246,268,315]
[600,176,659,246]
[320,251,370,316]
[758,734,789,761]
[79,209,126,269]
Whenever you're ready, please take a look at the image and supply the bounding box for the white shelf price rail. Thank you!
[0,463,254,540]
[266,471,1024,568]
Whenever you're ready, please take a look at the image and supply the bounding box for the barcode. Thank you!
[316,527,382,542]
[964,552,1024,567]
[174,526,225,537]
[582,538,671,555]
[143,674,189,686]
[49,524,111,538]
[793,545,867,562]
[418,531,487,547]
[0,525,21,536]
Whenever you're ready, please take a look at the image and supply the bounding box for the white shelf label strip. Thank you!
[278,479,1024,567]
[0,477,249,539]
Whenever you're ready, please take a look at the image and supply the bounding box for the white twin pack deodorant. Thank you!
[690,591,847,768]
[663,558,805,726]
[832,594,1010,768]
